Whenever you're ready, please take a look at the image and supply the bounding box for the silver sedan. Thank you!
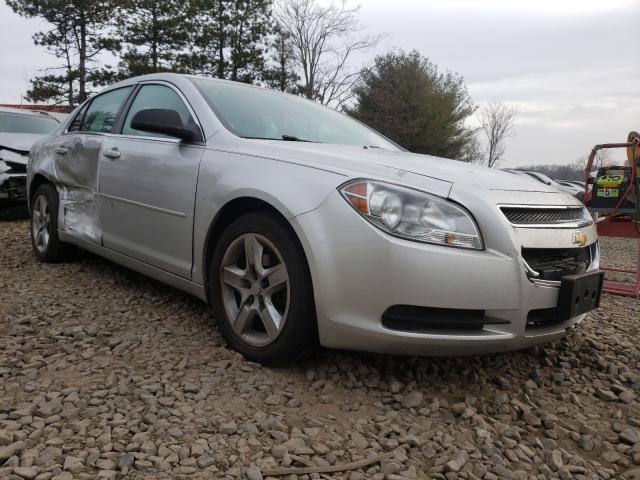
[27,74,603,364]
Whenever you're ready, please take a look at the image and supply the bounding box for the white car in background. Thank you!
[503,169,583,198]
[0,107,60,201]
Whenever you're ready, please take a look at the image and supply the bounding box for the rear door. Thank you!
[53,87,133,242]
[98,82,205,279]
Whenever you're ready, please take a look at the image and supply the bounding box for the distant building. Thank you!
[0,104,73,122]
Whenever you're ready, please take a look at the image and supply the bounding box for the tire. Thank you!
[30,183,73,263]
[209,211,318,365]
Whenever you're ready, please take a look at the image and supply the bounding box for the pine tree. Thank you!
[7,0,117,105]
[189,0,273,83]
[347,50,477,159]
[114,0,192,77]
[25,25,78,105]
[262,28,298,92]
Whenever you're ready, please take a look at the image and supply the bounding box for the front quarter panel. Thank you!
[192,149,346,284]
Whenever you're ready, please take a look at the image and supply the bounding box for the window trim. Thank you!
[66,102,89,133]
[65,86,135,135]
[114,81,205,144]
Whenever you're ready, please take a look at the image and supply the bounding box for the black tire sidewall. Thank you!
[209,212,317,365]
[30,184,69,263]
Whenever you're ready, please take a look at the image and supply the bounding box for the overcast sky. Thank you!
[0,0,638,167]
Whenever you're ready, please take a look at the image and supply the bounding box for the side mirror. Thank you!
[130,109,198,142]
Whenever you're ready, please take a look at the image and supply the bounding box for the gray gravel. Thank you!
[1,216,640,480]
[599,236,639,284]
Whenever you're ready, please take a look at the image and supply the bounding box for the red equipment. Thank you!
[595,217,640,297]
[584,132,640,297]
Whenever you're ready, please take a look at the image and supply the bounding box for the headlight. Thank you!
[340,179,483,250]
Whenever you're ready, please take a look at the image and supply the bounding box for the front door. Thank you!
[98,83,205,279]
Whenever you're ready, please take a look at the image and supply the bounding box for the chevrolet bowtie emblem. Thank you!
[573,231,587,247]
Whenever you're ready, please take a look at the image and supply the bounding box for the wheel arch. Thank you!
[29,174,55,210]
[202,196,312,301]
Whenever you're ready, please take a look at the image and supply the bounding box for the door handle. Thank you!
[103,149,121,159]
[54,147,68,155]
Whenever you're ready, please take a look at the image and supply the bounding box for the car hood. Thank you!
[0,132,48,165]
[233,140,557,194]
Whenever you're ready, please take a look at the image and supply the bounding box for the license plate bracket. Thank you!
[557,270,605,320]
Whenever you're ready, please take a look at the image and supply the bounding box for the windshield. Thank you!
[0,112,59,134]
[190,78,400,151]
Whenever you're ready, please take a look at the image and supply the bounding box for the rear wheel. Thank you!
[209,212,318,365]
[30,183,72,262]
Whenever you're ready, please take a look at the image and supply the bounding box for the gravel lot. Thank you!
[1,211,640,480]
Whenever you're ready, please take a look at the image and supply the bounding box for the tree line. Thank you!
[6,0,376,107]
[523,150,611,181]
[7,0,516,166]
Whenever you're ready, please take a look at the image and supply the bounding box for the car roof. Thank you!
[107,72,266,91]
[101,73,311,105]
[0,106,60,122]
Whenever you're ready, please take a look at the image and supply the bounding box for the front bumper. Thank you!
[0,173,27,200]
[291,190,599,356]
[0,160,27,200]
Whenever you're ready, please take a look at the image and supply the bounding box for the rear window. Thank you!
[0,112,59,134]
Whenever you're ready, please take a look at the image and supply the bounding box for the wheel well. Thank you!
[29,174,51,206]
[203,197,304,288]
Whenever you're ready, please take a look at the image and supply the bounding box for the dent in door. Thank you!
[52,135,102,242]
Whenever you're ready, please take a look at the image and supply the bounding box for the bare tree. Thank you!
[575,149,610,174]
[460,131,483,164]
[595,149,611,169]
[523,162,584,181]
[273,0,381,108]
[478,102,517,168]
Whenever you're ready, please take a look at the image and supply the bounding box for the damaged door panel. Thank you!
[35,85,135,244]
[53,134,103,242]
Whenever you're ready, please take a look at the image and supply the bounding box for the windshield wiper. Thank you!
[240,135,319,143]
[281,134,315,142]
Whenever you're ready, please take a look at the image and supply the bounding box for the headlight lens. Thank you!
[340,179,483,250]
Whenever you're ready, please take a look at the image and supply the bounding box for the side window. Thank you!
[81,87,133,133]
[67,103,88,132]
[122,84,196,138]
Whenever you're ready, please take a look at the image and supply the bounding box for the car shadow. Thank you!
[0,201,29,221]
[66,247,552,379]
[68,246,567,386]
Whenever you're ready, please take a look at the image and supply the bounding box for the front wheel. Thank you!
[209,212,318,365]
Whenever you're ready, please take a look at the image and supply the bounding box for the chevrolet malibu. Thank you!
[27,73,603,364]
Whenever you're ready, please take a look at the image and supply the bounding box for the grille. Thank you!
[522,247,591,281]
[501,207,586,225]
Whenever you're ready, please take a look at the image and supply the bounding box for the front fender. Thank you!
[192,149,346,284]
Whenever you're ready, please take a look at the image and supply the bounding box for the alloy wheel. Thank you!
[219,233,290,347]
[32,194,51,253]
